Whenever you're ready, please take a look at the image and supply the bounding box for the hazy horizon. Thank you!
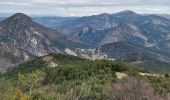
[0,0,170,17]
[0,10,170,18]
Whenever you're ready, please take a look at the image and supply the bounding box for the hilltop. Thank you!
[1,53,170,100]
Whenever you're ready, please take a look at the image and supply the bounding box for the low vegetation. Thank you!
[0,53,170,100]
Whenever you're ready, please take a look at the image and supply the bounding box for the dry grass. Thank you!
[103,77,166,100]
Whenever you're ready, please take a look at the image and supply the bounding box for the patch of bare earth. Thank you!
[116,72,128,79]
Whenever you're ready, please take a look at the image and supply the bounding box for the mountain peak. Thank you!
[11,13,31,19]
[13,13,29,17]
[121,10,135,13]
[116,10,137,15]
[11,13,31,21]
[99,13,110,16]
[2,13,32,26]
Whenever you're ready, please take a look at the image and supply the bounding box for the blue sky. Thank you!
[0,0,170,16]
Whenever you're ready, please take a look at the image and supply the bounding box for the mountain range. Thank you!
[1,10,170,71]
[34,11,170,49]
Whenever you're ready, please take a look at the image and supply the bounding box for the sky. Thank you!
[0,0,170,16]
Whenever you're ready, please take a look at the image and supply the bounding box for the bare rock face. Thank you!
[0,42,32,72]
[0,13,82,71]
[0,13,66,57]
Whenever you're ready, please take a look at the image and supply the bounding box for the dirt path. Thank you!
[139,73,160,77]
[116,72,160,79]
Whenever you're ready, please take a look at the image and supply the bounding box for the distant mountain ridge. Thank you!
[34,10,170,71]
[156,14,170,19]
[1,11,170,71]
[34,11,170,49]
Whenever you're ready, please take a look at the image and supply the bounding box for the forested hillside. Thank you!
[0,53,170,100]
